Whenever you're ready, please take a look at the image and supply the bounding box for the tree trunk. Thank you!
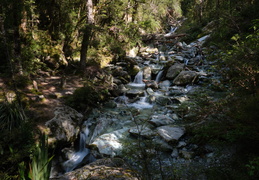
[80,0,95,71]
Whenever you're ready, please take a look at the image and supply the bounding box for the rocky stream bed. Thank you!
[46,31,233,180]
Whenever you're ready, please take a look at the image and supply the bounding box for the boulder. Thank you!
[155,96,171,106]
[145,80,159,89]
[54,158,138,180]
[157,126,185,143]
[143,66,152,80]
[129,126,156,138]
[173,71,199,85]
[91,128,128,156]
[45,106,83,144]
[149,114,175,127]
[166,63,184,80]
[126,89,144,98]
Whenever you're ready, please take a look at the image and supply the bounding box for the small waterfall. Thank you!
[133,71,144,84]
[115,93,129,104]
[155,70,163,83]
[128,71,146,89]
[127,91,153,109]
[62,121,91,172]
[170,26,178,33]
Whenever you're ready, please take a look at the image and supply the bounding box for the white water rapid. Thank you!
[62,121,90,172]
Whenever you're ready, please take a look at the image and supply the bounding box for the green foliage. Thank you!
[13,75,31,89]
[29,133,53,180]
[0,101,27,132]
[65,81,110,111]
[246,157,259,178]
[0,122,33,179]
[217,21,259,95]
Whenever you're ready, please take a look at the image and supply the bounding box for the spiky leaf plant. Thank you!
[0,101,27,132]
[29,133,53,180]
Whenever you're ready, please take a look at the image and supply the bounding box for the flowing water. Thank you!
[62,122,91,172]
[54,34,224,179]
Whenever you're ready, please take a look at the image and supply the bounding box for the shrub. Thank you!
[65,81,110,111]
[0,101,27,132]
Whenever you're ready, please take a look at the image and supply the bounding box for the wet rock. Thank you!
[143,66,152,80]
[155,96,171,106]
[146,87,155,95]
[173,71,199,85]
[168,86,187,95]
[174,55,184,62]
[54,158,138,180]
[114,95,129,104]
[166,63,184,80]
[145,80,158,89]
[91,128,128,156]
[159,80,171,89]
[129,126,156,138]
[110,84,127,96]
[45,106,83,145]
[149,114,175,127]
[126,89,145,98]
[157,126,185,143]
[177,141,187,148]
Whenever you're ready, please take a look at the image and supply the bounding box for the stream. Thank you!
[50,30,230,179]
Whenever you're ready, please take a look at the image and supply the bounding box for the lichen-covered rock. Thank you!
[54,158,138,180]
[45,106,83,144]
[166,63,184,80]
[173,71,199,85]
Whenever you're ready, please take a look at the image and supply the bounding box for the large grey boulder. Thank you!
[166,63,184,80]
[45,106,83,144]
[53,158,138,180]
[157,126,185,143]
[91,128,128,157]
[173,71,199,85]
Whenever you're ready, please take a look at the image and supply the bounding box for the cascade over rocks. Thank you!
[50,28,230,179]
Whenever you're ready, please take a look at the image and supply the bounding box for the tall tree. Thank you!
[80,0,95,70]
